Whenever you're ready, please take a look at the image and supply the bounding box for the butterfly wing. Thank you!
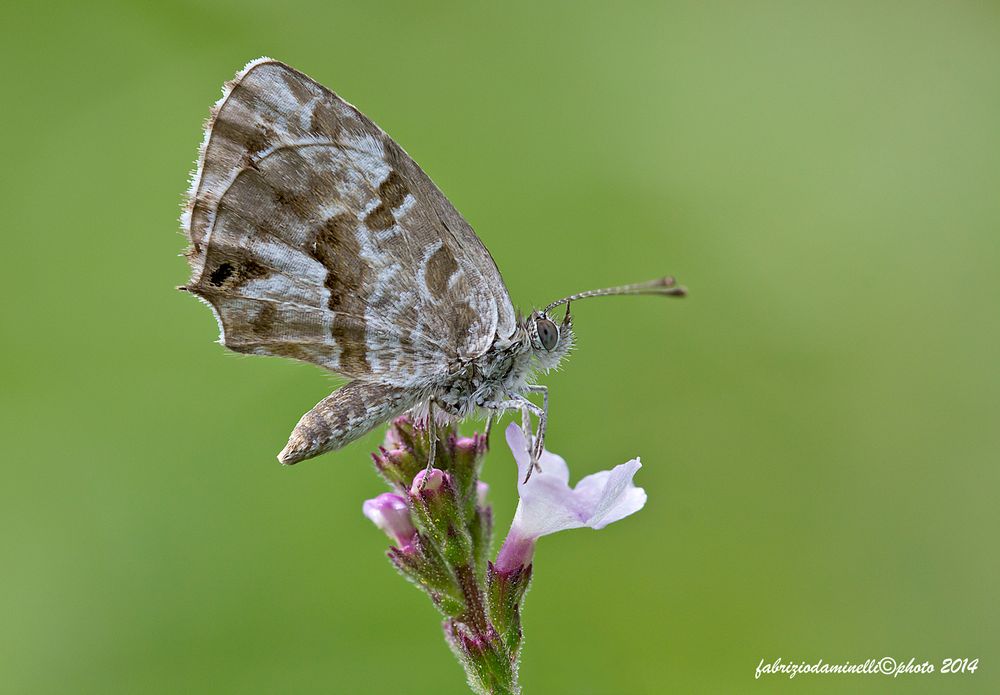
[182,58,517,386]
[278,380,416,465]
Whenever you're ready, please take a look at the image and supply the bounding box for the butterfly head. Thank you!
[526,304,574,370]
[525,276,687,370]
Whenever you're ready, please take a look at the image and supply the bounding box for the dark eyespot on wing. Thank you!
[210,262,234,286]
[204,255,269,290]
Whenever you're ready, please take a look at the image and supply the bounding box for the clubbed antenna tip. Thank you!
[544,276,687,314]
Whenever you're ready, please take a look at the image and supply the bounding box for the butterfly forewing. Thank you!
[182,58,516,386]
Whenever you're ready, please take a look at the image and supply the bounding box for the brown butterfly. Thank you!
[180,58,685,478]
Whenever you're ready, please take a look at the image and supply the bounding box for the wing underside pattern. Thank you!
[182,58,516,387]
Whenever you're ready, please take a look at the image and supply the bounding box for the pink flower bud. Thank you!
[476,481,489,507]
[454,436,478,452]
[362,493,417,549]
[383,416,412,450]
[410,467,447,494]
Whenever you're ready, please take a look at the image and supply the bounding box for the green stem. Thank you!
[451,565,519,694]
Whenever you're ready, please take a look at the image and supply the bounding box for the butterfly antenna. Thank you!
[543,276,687,314]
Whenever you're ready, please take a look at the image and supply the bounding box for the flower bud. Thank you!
[411,467,447,494]
[372,442,422,489]
[453,434,487,461]
[362,493,417,549]
[446,434,488,501]
[407,468,472,565]
[383,415,411,450]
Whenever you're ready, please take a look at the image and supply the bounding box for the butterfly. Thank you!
[180,57,685,479]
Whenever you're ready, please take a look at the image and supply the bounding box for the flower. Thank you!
[362,493,417,550]
[494,424,646,572]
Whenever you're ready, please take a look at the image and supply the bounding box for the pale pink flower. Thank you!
[494,424,646,572]
[362,493,417,550]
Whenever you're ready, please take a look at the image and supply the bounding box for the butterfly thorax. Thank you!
[433,311,574,419]
[432,329,531,418]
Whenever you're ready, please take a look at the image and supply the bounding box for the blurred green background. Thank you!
[2,1,998,693]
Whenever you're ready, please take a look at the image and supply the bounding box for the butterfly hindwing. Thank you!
[182,58,517,386]
[278,380,417,465]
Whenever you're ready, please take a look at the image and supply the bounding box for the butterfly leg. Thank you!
[484,412,494,448]
[419,397,462,487]
[485,397,545,483]
[423,399,438,479]
[524,385,549,464]
[519,401,545,483]
[520,405,533,462]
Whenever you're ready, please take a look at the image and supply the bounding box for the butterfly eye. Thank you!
[536,317,559,351]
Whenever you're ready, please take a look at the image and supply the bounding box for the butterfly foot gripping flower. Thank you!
[364,417,646,694]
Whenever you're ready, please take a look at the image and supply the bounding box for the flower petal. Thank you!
[510,478,587,538]
[505,424,570,486]
[574,459,647,529]
[502,423,646,541]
